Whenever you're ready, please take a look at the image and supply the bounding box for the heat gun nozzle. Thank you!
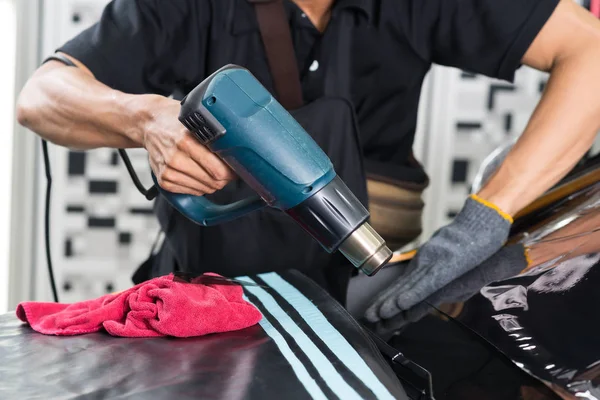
[339,223,393,276]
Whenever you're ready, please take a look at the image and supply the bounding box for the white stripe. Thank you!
[240,277,363,400]
[258,272,396,400]
[242,294,327,400]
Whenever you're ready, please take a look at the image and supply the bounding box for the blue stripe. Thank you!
[242,294,327,400]
[258,272,396,400]
[240,277,364,400]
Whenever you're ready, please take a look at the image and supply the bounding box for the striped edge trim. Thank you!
[256,272,396,400]
[241,277,365,399]
[241,293,328,400]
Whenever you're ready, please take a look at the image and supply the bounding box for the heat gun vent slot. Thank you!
[181,112,219,145]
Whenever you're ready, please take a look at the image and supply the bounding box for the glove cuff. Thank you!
[451,195,513,244]
[470,194,513,224]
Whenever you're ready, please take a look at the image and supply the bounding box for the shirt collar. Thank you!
[332,0,373,23]
[231,0,373,36]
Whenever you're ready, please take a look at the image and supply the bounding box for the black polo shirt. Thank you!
[58,0,559,178]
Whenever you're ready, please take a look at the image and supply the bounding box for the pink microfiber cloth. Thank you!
[15,273,262,337]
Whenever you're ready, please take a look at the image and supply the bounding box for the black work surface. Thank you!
[0,270,407,400]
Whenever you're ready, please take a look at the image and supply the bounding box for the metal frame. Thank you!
[8,0,43,308]
[419,65,460,240]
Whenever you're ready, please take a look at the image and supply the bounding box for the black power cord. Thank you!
[40,54,77,304]
[40,53,158,303]
[41,139,59,303]
[117,149,158,200]
[41,144,158,301]
[41,144,157,304]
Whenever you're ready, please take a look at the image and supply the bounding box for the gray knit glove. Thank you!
[364,195,513,322]
[365,243,528,337]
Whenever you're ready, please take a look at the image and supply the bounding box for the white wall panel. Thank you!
[0,0,17,313]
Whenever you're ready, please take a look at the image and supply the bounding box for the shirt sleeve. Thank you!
[396,0,560,82]
[57,0,210,95]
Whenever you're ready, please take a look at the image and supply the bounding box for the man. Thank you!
[16,0,600,326]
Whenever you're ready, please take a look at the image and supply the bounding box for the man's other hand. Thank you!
[365,194,513,322]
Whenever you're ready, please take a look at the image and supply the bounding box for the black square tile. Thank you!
[119,232,132,245]
[452,160,469,183]
[68,152,86,176]
[89,180,118,194]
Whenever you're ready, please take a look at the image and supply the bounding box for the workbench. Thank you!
[0,270,418,400]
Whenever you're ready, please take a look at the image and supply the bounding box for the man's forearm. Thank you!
[17,61,147,150]
[478,44,600,216]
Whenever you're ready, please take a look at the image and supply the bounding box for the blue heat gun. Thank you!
[151,65,392,275]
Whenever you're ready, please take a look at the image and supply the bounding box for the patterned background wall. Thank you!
[430,67,548,228]
[55,147,159,303]
[32,0,593,302]
[35,0,158,302]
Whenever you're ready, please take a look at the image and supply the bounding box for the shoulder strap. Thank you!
[248,0,304,110]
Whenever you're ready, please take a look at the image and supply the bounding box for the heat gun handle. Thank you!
[151,173,266,226]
